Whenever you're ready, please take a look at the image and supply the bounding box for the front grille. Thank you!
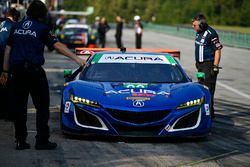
[173,109,200,129]
[106,108,171,124]
[112,124,164,136]
[75,106,102,127]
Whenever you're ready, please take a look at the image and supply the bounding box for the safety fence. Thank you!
[144,23,250,49]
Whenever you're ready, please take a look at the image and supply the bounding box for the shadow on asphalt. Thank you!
[62,134,208,144]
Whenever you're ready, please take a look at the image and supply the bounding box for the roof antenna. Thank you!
[120,47,126,53]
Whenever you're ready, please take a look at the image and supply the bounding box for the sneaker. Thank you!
[35,141,57,150]
[16,141,30,150]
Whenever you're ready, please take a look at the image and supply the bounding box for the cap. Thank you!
[134,15,140,21]
[95,16,100,21]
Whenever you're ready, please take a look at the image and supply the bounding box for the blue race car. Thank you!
[60,48,212,137]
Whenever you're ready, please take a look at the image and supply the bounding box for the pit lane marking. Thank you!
[217,81,250,99]
[44,68,64,72]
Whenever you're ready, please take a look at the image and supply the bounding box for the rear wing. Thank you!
[75,47,181,60]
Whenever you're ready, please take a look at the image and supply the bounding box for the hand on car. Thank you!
[75,56,86,67]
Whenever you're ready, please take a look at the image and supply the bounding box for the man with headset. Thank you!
[192,14,223,119]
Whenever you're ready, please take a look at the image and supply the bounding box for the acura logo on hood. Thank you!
[133,100,144,107]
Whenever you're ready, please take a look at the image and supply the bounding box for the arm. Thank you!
[214,49,221,66]
[43,27,85,67]
[210,30,222,66]
[53,42,85,66]
[0,45,11,85]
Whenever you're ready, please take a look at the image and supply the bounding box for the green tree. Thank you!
[62,0,250,26]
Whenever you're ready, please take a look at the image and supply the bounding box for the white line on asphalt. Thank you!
[44,68,64,72]
[217,81,250,99]
[28,105,60,113]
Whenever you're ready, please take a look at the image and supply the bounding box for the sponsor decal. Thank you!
[123,83,148,88]
[91,54,102,64]
[165,124,171,131]
[79,50,94,55]
[126,97,150,101]
[204,104,210,115]
[14,29,37,37]
[22,20,32,29]
[64,101,71,113]
[93,54,175,64]
[14,20,36,37]
[0,27,7,32]
[105,55,163,61]
[105,89,170,97]
[165,56,177,65]
[133,100,144,107]
[132,93,155,97]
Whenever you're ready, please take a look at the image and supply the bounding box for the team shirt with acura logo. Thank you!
[7,17,58,65]
[0,18,16,70]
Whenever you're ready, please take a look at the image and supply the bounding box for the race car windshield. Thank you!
[80,63,188,83]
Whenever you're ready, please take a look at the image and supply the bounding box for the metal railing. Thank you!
[144,23,250,49]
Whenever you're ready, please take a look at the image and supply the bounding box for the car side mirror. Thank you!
[196,72,205,79]
[196,72,205,84]
[64,69,72,78]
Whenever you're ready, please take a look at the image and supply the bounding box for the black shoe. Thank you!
[35,141,57,150]
[16,141,30,150]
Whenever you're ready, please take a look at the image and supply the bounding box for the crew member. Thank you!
[98,17,110,48]
[115,15,123,48]
[0,0,85,150]
[0,8,20,120]
[134,15,143,49]
[192,14,223,119]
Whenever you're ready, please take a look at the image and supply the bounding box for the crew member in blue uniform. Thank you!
[192,14,223,119]
[0,0,85,150]
[0,8,20,120]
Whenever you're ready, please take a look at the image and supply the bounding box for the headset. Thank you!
[192,14,208,31]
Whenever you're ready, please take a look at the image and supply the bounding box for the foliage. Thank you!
[63,0,250,27]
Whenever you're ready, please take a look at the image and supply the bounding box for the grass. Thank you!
[212,25,250,34]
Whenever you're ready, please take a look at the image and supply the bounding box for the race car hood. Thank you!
[67,80,205,109]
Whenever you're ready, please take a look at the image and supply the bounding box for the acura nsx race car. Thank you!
[60,48,212,137]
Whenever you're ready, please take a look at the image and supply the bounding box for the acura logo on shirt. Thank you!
[133,100,144,107]
[22,21,32,29]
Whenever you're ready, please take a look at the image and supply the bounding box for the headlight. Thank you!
[176,97,204,109]
[70,95,100,108]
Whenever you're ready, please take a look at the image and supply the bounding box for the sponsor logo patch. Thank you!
[204,104,210,115]
[22,21,32,29]
[165,124,171,131]
[126,97,150,101]
[64,101,71,113]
